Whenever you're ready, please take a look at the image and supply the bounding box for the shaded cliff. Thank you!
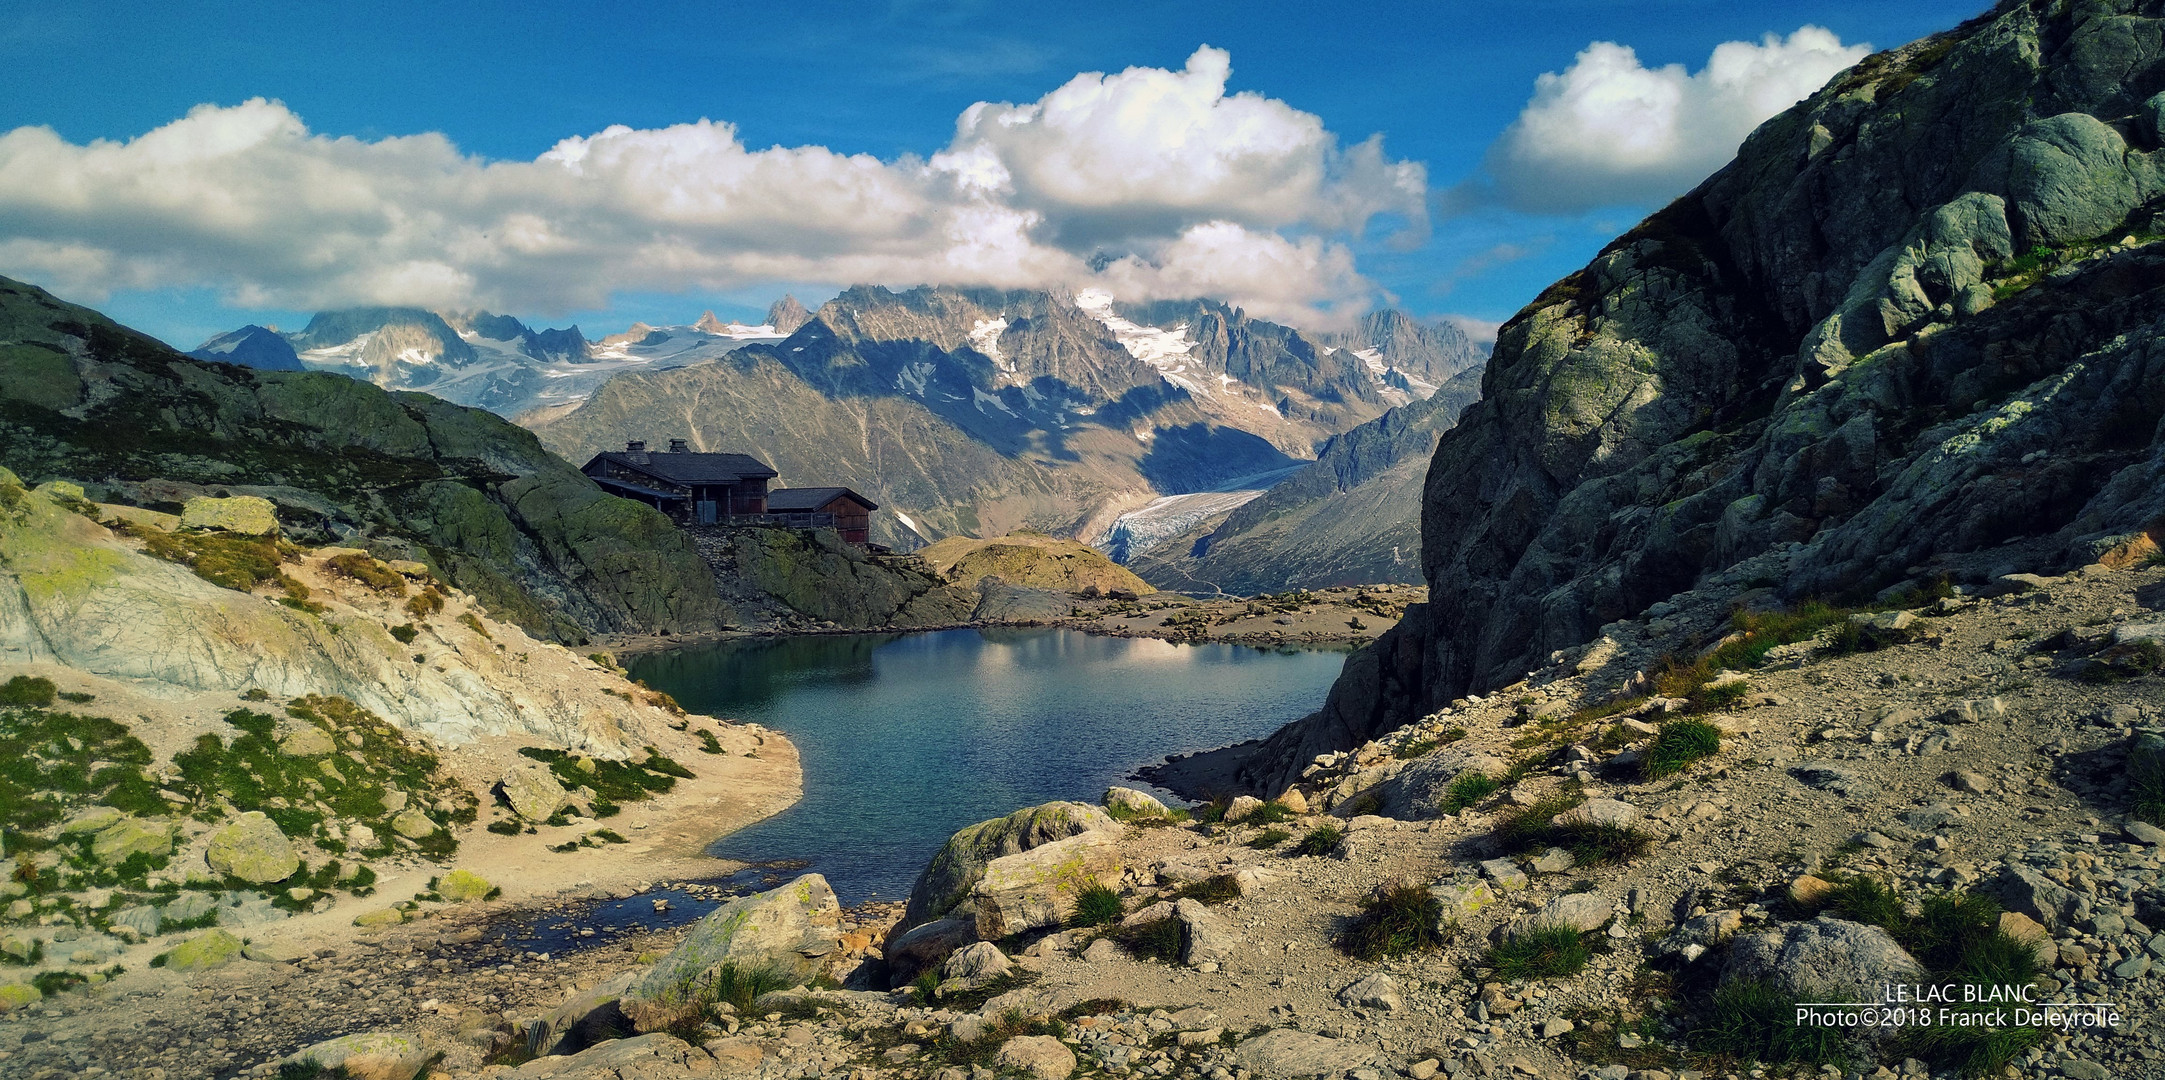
[1206,0,2165,795]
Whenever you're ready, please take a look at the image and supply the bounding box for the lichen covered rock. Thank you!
[204,811,298,884]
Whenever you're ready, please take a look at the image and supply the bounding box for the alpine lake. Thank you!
[627,627,1347,905]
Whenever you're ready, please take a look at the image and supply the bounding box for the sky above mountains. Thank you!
[1,0,1981,348]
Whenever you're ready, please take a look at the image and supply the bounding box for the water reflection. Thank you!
[627,628,1341,904]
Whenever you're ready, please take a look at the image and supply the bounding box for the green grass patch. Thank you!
[1438,771,1500,813]
[1113,916,1185,963]
[1641,719,1722,779]
[326,552,406,593]
[1341,880,1449,961]
[2131,739,2165,826]
[1486,925,1591,980]
[1247,828,1292,850]
[515,746,692,808]
[695,729,724,755]
[1690,979,1850,1069]
[1492,793,1653,866]
[1067,883,1124,928]
[0,676,56,707]
[486,819,523,835]
[119,522,292,593]
[1292,824,1342,857]
[0,706,162,857]
[1175,873,1242,905]
[171,696,476,859]
[1240,800,1296,825]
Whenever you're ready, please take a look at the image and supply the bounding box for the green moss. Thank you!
[0,677,55,707]
[0,707,159,853]
[171,696,475,858]
[117,521,291,593]
[515,746,689,805]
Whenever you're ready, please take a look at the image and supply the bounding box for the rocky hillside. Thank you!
[40,550,2162,1080]
[920,532,1155,597]
[1128,365,1485,594]
[1307,0,2165,757]
[532,287,1462,551]
[0,276,728,642]
[0,476,796,1031]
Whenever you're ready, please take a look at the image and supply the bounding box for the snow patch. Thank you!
[968,317,1011,370]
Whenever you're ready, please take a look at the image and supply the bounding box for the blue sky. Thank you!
[1,0,1983,348]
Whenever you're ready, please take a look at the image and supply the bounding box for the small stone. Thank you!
[1530,848,1575,873]
[1539,1018,1574,1038]
[1104,787,1168,819]
[1478,859,1528,889]
[353,908,406,928]
[390,808,439,839]
[1224,796,1266,823]
[1948,770,1993,794]
[2126,820,2165,846]
[1081,937,1121,963]
[162,929,245,972]
[1408,1060,1440,1080]
[1337,972,1403,1012]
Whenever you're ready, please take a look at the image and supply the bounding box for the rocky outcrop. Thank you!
[204,812,299,884]
[0,276,729,643]
[921,533,1153,596]
[622,874,843,1031]
[1259,0,2165,778]
[0,475,701,747]
[896,801,1121,934]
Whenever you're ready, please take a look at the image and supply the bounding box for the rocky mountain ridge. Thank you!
[1289,0,2165,768]
[0,276,729,643]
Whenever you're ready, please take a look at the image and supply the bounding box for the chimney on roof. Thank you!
[669,438,689,453]
[625,439,648,463]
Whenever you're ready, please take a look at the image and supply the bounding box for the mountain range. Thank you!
[188,299,813,421]
[526,286,1485,557]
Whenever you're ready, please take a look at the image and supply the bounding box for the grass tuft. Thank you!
[1641,719,1722,779]
[1113,916,1184,963]
[1485,925,1591,980]
[1691,979,1850,1068]
[1341,881,1449,961]
[1175,874,1242,905]
[1292,825,1342,857]
[1067,884,1123,929]
[1438,771,1500,813]
[1246,828,1292,850]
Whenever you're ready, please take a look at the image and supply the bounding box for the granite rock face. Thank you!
[1257,0,2165,791]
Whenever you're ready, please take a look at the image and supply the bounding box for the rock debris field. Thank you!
[7,558,2165,1080]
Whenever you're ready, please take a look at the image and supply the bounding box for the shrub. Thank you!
[486,819,523,835]
[1293,825,1343,857]
[1486,925,1591,980]
[1642,719,1722,779]
[1113,916,1185,963]
[1247,828,1292,850]
[406,589,445,618]
[911,969,942,1002]
[1342,881,1448,960]
[0,676,56,707]
[388,624,419,644]
[1691,979,1850,1068]
[1068,884,1124,928]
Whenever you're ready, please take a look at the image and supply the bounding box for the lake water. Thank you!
[626,628,1344,905]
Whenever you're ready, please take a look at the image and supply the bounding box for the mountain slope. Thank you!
[533,286,1422,550]
[1242,0,2165,792]
[188,325,305,371]
[1127,364,1485,593]
[0,276,728,642]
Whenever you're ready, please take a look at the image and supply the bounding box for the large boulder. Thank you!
[1364,751,1508,819]
[162,929,246,972]
[282,1031,433,1080]
[538,969,640,1055]
[622,874,841,1031]
[970,831,1122,939]
[499,764,569,823]
[180,495,280,536]
[941,941,1013,990]
[996,1034,1077,1080]
[204,811,298,884]
[883,917,978,989]
[1722,917,1924,1002]
[1175,898,1238,967]
[1233,1029,1375,1078]
[898,801,1119,931]
[1988,864,2091,929]
[1104,786,1168,818]
[90,817,174,866]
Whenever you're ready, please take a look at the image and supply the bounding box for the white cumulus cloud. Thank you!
[1476,26,1869,213]
[0,47,1422,328]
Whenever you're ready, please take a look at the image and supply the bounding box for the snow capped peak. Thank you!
[1073,289,1199,375]
[968,316,1011,371]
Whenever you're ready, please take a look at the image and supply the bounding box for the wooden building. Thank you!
[766,487,879,546]
[579,440,777,524]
